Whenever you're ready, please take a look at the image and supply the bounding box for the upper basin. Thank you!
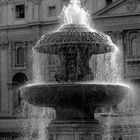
[34,24,114,55]
[20,83,129,110]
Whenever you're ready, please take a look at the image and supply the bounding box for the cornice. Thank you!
[93,0,126,16]
[0,0,42,6]
[0,19,59,30]
[0,39,37,49]
[0,41,9,49]
[93,13,140,19]
[93,14,140,31]
[11,39,37,46]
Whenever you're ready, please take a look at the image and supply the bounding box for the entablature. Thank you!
[93,14,140,31]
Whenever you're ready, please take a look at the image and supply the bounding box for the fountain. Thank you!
[20,0,129,139]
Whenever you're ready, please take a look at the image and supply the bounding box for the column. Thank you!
[7,83,13,115]
[0,42,9,115]
[33,0,41,21]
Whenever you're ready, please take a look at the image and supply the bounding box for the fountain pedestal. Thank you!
[48,123,102,140]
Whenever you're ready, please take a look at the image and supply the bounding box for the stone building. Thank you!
[0,0,140,139]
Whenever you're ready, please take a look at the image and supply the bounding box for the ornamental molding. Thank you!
[0,39,37,49]
[27,38,38,46]
[106,31,124,43]
[0,41,9,49]
[115,31,124,39]
[31,0,42,5]
[0,0,42,5]
[94,15,140,27]
[11,39,37,47]
[127,0,137,12]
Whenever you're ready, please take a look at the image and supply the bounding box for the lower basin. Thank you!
[20,83,129,109]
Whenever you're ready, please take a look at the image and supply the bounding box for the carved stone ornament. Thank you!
[79,134,91,140]
[27,39,37,46]
[11,39,37,47]
[106,31,117,43]
[127,0,137,12]
[33,0,42,5]
[115,31,124,40]
[106,31,124,44]
[0,41,9,49]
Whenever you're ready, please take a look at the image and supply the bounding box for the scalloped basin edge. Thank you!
[20,83,129,109]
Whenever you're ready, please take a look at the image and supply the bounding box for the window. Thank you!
[131,37,140,56]
[16,47,24,66]
[106,0,112,6]
[48,6,56,17]
[15,4,25,19]
[12,42,26,69]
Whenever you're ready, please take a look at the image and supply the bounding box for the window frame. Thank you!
[14,3,26,20]
[125,31,140,59]
[48,5,57,17]
[129,33,140,58]
[12,42,27,70]
[16,46,25,67]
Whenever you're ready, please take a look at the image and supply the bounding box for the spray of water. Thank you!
[21,102,55,140]
[103,116,114,140]
[93,49,121,83]
[32,49,50,84]
[60,0,91,26]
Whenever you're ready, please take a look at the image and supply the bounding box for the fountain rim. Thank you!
[21,82,130,89]
[34,23,115,54]
[36,41,112,45]
[20,82,129,109]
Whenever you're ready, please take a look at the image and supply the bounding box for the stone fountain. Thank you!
[20,1,129,140]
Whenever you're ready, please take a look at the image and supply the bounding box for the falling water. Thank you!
[60,0,91,27]
[102,115,114,140]
[21,102,55,140]
[32,49,45,83]
[93,49,121,83]
[126,85,137,114]
[32,49,49,83]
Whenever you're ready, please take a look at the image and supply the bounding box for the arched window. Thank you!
[131,37,140,56]
[12,72,28,86]
[16,47,24,66]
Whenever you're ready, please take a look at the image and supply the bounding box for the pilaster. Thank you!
[0,41,9,115]
[7,83,13,115]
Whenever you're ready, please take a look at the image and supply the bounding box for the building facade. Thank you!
[0,0,140,139]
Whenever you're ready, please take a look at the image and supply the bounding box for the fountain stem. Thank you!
[55,45,94,82]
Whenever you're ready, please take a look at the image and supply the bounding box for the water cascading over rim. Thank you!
[34,24,114,82]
